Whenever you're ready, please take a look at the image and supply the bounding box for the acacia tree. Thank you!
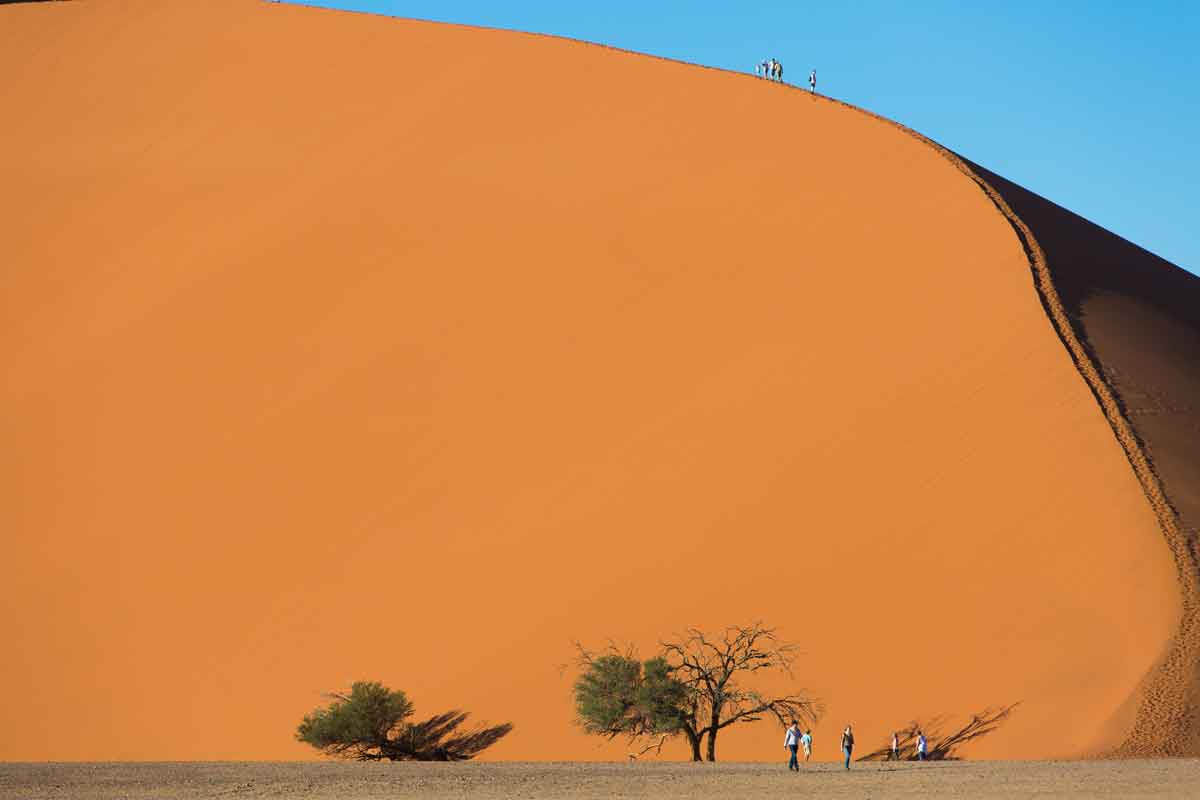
[574,623,822,761]
[573,650,700,759]
[296,681,513,761]
[857,704,1018,761]
[664,624,823,761]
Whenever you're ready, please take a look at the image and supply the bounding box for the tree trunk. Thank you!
[686,729,702,762]
[706,706,722,761]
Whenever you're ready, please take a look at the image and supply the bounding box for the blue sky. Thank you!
[298,0,1198,273]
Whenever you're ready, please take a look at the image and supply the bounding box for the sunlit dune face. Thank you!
[0,0,1181,760]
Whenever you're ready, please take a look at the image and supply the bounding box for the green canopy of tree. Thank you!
[296,681,512,761]
[573,654,689,738]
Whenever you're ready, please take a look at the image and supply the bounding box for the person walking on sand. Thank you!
[784,721,802,771]
[917,731,928,761]
[890,731,900,761]
[801,728,813,762]
[809,69,817,94]
[841,724,854,770]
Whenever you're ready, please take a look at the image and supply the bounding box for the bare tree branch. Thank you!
[857,704,1018,762]
[626,734,668,762]
[658,623,824,761]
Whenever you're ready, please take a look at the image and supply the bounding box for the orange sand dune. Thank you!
[964,161,1200,755]
[1,0,1195,761]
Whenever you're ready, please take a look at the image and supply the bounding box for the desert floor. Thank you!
[2,760,1199,799]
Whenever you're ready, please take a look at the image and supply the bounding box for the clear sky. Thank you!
[296,0,1198,273]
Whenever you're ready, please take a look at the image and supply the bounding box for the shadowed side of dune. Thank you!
[965,160,1200,756]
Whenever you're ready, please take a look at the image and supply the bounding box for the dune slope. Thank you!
[0,0,1191,760]
[965,161,1200,755]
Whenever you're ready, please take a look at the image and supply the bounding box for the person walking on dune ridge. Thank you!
[809,69,817,94]
[841,724,854,770]
[774,59,783,82]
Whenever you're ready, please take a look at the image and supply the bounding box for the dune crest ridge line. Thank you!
[809,91,1197,756]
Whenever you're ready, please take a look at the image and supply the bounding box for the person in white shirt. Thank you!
[890,731,900,760]
[784,721,802,771]
[809,69,817,94]
[917,731,928,761]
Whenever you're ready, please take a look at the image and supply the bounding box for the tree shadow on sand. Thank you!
[858,704,1018,761]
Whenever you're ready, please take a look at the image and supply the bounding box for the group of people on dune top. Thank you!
[784,722,928,770]
[756,57,784,81]
[754,59,817,93]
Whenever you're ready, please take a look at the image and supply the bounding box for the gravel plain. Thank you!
[3,759,1200,799]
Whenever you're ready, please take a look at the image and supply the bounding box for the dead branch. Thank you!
[627,734,668,762]
[857,704,1018,762]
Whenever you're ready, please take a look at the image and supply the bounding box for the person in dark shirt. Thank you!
[841,724,854,769]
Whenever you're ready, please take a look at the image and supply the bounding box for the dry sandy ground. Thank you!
[3,761,1200,799]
